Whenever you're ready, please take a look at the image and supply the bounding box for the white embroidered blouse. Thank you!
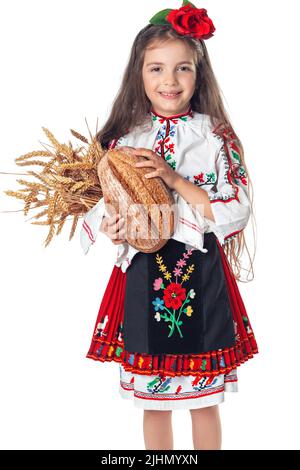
[80,106,250,272]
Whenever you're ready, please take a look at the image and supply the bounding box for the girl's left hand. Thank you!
[132,147,181,190]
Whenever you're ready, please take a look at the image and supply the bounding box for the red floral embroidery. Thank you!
[194,172,204,183]
[163,282,187,310]
[166,142,175,153]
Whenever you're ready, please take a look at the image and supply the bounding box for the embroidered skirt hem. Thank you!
[118,364,238,411]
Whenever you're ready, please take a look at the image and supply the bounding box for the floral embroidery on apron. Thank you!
[152,246,197,339]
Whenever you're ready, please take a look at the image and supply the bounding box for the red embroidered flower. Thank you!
[166,5,215,40]
[194,172,204,182]
[166,143,175,153]
[163,282,186,309]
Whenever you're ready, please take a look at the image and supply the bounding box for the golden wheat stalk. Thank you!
[2,121,106,247]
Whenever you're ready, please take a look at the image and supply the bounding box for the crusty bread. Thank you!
[97,148,175,252]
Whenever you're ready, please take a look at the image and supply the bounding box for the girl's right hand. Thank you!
[99,213,126,245]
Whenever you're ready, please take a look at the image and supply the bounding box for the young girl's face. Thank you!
[142,39,197,117]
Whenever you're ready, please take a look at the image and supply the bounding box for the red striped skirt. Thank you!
[86,237,258,378]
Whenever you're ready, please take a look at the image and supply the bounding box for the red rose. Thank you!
[166,5,215,40]
[163,282,186,310]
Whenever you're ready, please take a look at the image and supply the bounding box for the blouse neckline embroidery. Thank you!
[150,106,194,125]
[149,105,194,170]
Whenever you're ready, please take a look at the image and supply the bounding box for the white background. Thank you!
[0,0,299,450]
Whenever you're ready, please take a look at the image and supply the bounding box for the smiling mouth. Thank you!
[159,91,182,97]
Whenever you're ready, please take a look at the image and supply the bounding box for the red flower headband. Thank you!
[149,0,215,40]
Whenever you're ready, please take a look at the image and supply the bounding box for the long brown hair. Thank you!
[96,24,257,283]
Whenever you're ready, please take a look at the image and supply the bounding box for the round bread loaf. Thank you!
[97,148,175,253]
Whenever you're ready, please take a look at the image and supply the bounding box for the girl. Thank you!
[80,1,259,450]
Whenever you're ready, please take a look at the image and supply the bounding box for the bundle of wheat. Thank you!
[2,121,176,252]
[2,121,106,247]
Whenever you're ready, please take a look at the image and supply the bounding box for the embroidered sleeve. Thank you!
[80,197,107,255]
[171,191,209,254]
[205,126,251,245]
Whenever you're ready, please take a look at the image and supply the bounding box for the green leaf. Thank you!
[182,0,197,8]
[162,316,171,322]
[207,172,216,182]
[232,150,241,162]
[149,9,173,25]
[177,321,183,326]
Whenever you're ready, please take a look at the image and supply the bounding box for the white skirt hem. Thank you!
[119,386,232,411]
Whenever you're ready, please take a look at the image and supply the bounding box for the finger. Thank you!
[135,160,156,168]
[117,228,126,238]
[132,148,154,158]
[113,239,126,245]
[107,213,121,226]
[116,218,125,231]
[100,217,108,232]
[109,217,125,236]
[145,167,162,177]
[112,227,126,242]
[144,172,158,179]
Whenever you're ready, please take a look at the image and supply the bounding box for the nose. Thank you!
[162,71,178,86]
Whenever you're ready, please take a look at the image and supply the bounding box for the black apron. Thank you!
[123,232,236,355]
